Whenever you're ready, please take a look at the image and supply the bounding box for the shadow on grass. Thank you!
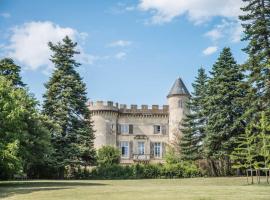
[0,181,107,198]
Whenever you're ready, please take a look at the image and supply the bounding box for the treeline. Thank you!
[0,37,96,180]
[179,0,270,177]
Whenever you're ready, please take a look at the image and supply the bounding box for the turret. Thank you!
[88,101,119,149]
[167,77,190,142]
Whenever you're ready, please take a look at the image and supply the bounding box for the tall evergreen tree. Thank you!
[204,48,247,176]
[180,68,208,161]
[240,0,270,118]
[43,36,95,178]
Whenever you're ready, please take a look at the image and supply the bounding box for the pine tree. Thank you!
[180,68,208,161]
[0,58,25,87]
[255,112,270,169]
[43,36,95,178]
[230,124,258,184]
[240,0,270,118]
[204,48,247,176]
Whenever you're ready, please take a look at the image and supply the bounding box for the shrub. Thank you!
[97,146,120,167]
[86,162,200,179]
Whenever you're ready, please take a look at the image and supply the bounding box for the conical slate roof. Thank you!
[167,77,190,97]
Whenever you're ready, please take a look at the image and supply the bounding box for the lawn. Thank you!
[0,177,270,200]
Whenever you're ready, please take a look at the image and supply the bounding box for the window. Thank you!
[120,141,129,158]
[154,142,161,158]
[138,142,145,155]
[154,125,161,134]
[178,100,183,108]
[119,124,133,134]
[120,124,129,134]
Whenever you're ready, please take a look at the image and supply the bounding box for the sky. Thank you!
[0,0,248,106]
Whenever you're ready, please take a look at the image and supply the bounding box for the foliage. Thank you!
[0,76,51,179]
[254,112,270,168]
[97,146,120,167]
[42,36,96,178]
[180,67,208,161]
[240,0,270,123]
[203,47,247,176]
[230,124,257,170]
[0,58,25,87]
[80,162,200,179]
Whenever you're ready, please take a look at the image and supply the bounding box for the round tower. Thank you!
[167,77,190,142]
[88,101,119,149]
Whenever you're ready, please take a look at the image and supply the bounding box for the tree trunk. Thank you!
[246,170,249,184]
[251,169,254,184]
[208,159,218,176]
[58,166,65,179]
[266,169,269,184]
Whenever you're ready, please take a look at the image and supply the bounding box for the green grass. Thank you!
[0,177,270,200]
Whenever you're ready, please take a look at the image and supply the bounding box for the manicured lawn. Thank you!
[0,177,269,200]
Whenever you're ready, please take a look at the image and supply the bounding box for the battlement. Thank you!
[88,101,169,114]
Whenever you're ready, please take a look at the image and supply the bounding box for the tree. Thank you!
[0,58,25,87]
[204,48,247,176]
[43,36,95,178]
[97,146,120,167]
[180,68,208,161]
[230,125,258,184]
[240,0,270,119]
[255,112,270,170]
[0,76,32,179]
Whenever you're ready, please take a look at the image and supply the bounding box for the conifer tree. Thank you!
[255,112,270,170]
[230,125,257,184]
[43,36,95,178]
[0,58,25,87]
[240,0,270,118]
[180,68,208,161]
[204,48,247,175]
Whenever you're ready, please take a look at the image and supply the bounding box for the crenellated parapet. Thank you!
[88,101,169,116]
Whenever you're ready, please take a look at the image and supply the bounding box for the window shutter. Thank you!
[162,142,166,158]
[162,125,166,135]
[129,124,133,134]
[150,142,154,158]
[129,141,133,159]
[153,126,156,134]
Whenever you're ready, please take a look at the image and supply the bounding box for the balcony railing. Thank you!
[133,154,151,161]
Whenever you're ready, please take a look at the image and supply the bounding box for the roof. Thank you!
[167,77,190,97]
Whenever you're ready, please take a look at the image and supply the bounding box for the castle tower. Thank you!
[88,101,118,149]
[167,77,190,142]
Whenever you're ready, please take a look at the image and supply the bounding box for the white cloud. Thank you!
[205,29,223,41]
[1,12,11,18]
[205,19,243,43]
[203,46,218,55]
[4,21,96,72]
[108,40,132,47]
[115,52,127,59]
[138,0,244,24]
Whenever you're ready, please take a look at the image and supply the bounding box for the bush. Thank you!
[85,161,200,179]
[97,146,120,167]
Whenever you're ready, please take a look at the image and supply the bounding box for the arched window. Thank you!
[178,100,183,108]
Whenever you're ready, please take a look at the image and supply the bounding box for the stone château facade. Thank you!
[88,78,190,164]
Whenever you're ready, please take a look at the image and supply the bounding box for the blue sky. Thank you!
[0,0,247,106]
